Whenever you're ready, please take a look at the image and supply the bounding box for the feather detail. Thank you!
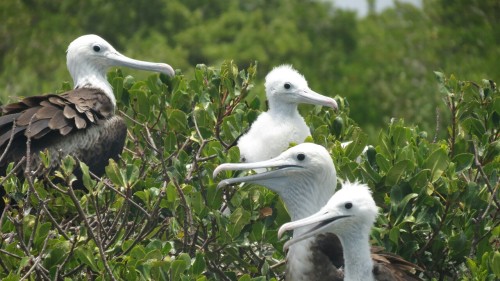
[63,105,77,118]
[16,107,40,126]
[74,114,87,129]
[25,119,50,138]
[48,110,69,130]
[59,125,73,136]
[35,104,61,119]
[0,126,24,147]
[0,88,115,155]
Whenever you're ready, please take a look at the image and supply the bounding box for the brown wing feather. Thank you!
[0,113,21,127]
[63,105,77,118]
[74,114,87,129]
[59,125,73,136]
[34,103,60,119]
[16,107,41,126]
[371,246,423,281]
[0,125,24,148]
[0,88,115,168]
[26,119,51,138]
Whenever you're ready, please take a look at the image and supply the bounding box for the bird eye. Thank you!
[93,45,101,52]
[297,153,305,161]
[284,83,291,89]
[345,202,353,209]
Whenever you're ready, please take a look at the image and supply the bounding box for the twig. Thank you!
[447,94,457,157]
[65,184,117,281]
[173,179,194,252]
[55,234,78,280]
[0,248,22,259]
[144,125,158,155]
[207,260,232,281]
[19,231,53,281]
[433,107,440,143]
[89,170,150,218]
[269,259,286,270]
[416,195,451,257]
[0,157,26,186]
[0,121,18,164]
[472,140,500,210]
[26,205,42,252]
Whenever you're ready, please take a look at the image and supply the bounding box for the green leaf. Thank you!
[452,153,474,173]
[34,223,51,250]
[376,154,391,173]
[389,226,400,245]
[408,169,430,190]
[44,243,69,269]
[168,109,188,131]
[129,88,150,117]
[344,128,368,161]
[425,148,449,183]
[105,159,125,187]
[164,131,178,153]
[192,253,206,276]
[79,161,94,191]
[460,117,486,137]
[170,260,187,280]
[492,251,500,277]
[385,160,412,186]
[75,246,100,272]
[228,207,251,238]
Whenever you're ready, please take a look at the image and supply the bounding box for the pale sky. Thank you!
[332,0,423,17]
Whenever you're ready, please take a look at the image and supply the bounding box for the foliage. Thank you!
[0,61,498,280]
[1,0,498,140]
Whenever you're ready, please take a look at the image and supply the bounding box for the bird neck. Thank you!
[70,63,116,107]
[267,99,300,118]
[339,229,374,281]
[282,173,336,223]
[286,236,318,280]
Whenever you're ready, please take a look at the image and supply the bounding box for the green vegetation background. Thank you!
[0,0,499,280]
[1,0,498,139]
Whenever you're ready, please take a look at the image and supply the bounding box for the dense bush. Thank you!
[0,62,498,280]
[1,0,498,139]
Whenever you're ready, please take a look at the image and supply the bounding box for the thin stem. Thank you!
[66,184,116,281]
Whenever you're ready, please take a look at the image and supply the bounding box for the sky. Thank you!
[331,0,423,17]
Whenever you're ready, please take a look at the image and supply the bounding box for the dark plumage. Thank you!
[0,89,123,177]
[0,34,174,212]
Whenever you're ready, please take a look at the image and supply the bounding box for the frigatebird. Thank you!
[0,34,174,209]
[237,65,337,164]
[214,143,421,280]
[279,182,422,281]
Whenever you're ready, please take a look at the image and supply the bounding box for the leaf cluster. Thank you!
[0,62,498,280]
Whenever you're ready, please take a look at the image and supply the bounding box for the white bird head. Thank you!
[66,34,175,106]
[264,65,337,112]
[279,182,378,250]
[214,143,337,221]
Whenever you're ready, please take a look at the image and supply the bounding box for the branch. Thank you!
[65,184,117,281]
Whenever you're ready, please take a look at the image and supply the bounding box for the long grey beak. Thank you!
[213,158,302,188]
[296,88,338,110]
[107,51,175,77]
[279,210,350,251]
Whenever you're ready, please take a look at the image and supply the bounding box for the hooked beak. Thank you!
[295,88,338,110]
[106,51,175,77]
[278,210,350,251]
[213,158,303,189]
